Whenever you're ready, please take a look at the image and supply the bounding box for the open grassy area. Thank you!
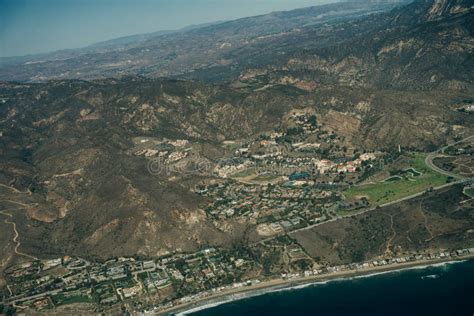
[52,294,94,306]
[234,173,283,185]
[252,173,282,182]
[344,153,449,206]
[464,187,474,198]
[232,168,257,178]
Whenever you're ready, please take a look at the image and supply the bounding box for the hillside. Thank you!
[0,79,472,263]
[0,0,473,272]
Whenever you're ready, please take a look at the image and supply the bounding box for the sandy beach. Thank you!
[159,254,474,315]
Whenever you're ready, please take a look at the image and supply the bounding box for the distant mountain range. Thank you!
[0,0,411,82]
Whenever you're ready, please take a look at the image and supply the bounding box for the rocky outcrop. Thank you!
[425,0,472,20]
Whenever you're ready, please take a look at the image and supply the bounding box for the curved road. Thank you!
[425,135,474,180]
[257,136,474,241]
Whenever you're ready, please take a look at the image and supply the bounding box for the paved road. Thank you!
[287,179,468,237]
[256,136,474,242]
[425,135,474,180]
[5,288,63,305]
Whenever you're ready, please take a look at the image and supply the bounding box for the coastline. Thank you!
[160,254,474,315]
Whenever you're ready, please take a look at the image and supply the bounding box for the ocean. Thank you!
[184,260,474,316]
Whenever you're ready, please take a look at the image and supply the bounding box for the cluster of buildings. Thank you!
[214,153,378,180]
[212,110,380,185]
[214,111,347,177]
[127,112,380,184]
[214,159,255,178]
[195,113,378,233]
[197,181,340,223]
[3,239,473,315]
[197,127,380,229]
[147,247,474,314]
[458,103,474,113]
[3,256,167,310]
[1,247,255,313]
[131,137,192,164]
[197,179,370,237]
[313,153,377,174]
[294,248,474,279]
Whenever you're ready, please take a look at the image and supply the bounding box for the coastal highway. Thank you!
[160,253,474,316]
[286,179,469,237]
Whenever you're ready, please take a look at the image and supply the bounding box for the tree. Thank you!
[308,115,318,127]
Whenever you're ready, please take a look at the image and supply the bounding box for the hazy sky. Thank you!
[0,0,337,58]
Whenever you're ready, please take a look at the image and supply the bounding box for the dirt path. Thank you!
[0,184,31,195]
[0,210,38,261]
[0,199,38,208]
[420,212,433,241]
[383,214,397,256]
[418,198,434,242]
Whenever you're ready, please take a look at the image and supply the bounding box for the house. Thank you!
[336,164,347,173]
[290,217,303,226]
[225,208,235,217]
[43,258,62,270]
[346,162,357,172]
[360,153,376,161]
[270,223,283,233]
[234,259,245,268]
[142,260,155,270]
[122,284,142,298]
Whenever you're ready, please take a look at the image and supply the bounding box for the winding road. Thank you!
[261,135,474,241]
[425,135,474,180]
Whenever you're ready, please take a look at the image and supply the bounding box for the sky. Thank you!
[0,0,337,58]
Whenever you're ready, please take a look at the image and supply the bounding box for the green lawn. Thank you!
[52,294,94,306]
[344,153,449,205]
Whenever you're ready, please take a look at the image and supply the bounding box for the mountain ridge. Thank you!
[0,0,410,82]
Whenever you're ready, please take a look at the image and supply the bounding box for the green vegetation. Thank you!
[252,173,281,182]
[404,168,422,176]
[464,187,474,198]
[384,175,403,182]
[0,304,15,315]
[232,168,257,178]
[344,153,449,205]
[52,294,93,306]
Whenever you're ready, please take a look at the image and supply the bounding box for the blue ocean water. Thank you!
[189,260,474,316]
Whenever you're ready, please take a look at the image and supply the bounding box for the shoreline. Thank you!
[160,255,474,315]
